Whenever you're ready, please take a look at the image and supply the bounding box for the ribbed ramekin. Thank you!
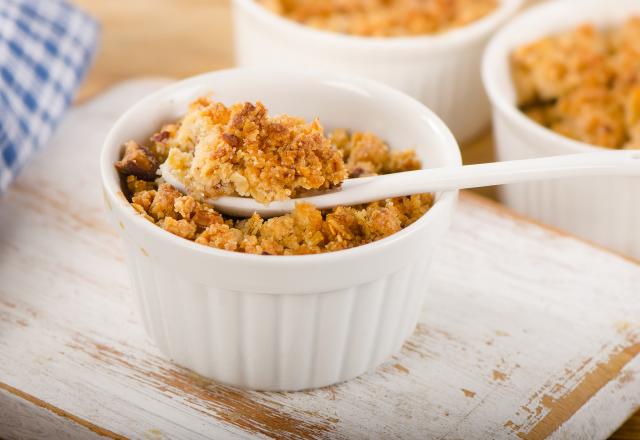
[100,69,462,391]
[232,0,524,143]
[483,0,640,260]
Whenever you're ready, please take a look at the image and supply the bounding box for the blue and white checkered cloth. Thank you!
[0,0,99,193]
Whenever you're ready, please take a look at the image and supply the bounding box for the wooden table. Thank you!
[0,1,636,437]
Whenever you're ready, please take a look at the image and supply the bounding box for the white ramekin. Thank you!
[100,69,462,391]
[483,0,640,260]
[232,0,524,143]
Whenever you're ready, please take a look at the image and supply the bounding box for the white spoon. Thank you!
[161,150,640,218]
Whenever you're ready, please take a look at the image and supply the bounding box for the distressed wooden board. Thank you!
[0,80,639,440]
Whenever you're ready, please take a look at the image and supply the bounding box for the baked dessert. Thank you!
[115,97,433,255]
[257,0,498,37]
[511,18,640,149]
[152,98,347,204]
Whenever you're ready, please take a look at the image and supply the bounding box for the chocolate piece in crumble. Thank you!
[115,140,159,181]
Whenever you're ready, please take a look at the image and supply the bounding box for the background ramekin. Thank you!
[483,0,640,260]
[232,0,524,143]
[101,69,462,391]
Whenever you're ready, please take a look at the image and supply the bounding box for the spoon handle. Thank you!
[306,150,640,209]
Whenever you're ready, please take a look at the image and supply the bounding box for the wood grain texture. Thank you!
[0,79,638,439]
[0,383,121,440]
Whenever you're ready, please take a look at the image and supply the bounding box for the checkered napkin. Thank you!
[0,0,99,193]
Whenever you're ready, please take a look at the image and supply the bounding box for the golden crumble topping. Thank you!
[123,178,432,255]
[258,0,498,37]
[512,18,640,149]
[329,128,421,177]
[159,97,347,204]
[115,100,432,255]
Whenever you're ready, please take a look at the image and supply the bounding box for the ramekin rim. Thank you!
[234,0,525,52]
[482,0,638,154]
[100,68,462,266]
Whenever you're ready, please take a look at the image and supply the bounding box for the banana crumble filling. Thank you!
[512,18,640,149]
[115,96,433,255]
[257,0,498,37]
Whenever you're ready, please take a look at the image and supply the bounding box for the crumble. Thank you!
[511,18,640,149]
[159,97,346,204]
[115,98,432,255]
[257,0,498,37]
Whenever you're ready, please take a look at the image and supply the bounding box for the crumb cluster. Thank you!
[512,18,640,149]
[158,97,346,204]
[258,0,497,37]
[115,98,432,256]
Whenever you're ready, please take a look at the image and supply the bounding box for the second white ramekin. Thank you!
[101,69,462,391]
[232,0,524,143]
[483,0,640,260]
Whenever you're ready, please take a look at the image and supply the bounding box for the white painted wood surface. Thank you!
[0,80,638,440]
